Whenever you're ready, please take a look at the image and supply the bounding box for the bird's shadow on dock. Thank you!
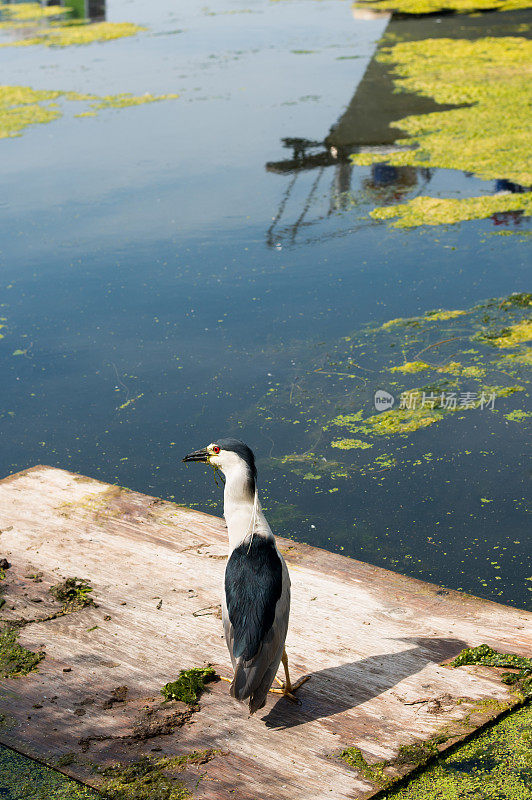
[262,636,467,729]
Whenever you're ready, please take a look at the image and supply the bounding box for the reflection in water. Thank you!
[266,139,427,247]
[265,128,429,246]
[265,12,444,246]
[495,179,529,194]
[363,163,430,204]
[266,10,531,246]
[39,0,106,21]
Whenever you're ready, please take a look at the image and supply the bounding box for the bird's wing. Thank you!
[225,536,284,661]
[224,540,290,713]
[239,571,290,714]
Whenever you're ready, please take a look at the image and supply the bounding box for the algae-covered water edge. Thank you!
[381,702,532,800]
[354,0,532,15]
[0,744,97,799]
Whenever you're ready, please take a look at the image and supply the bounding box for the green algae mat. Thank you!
[258,292,531,449]
[0,3,178,142]
[351,35,532,226]
[353,0,532,16]
[0,744,97,799]
[0,2,144,48]
[382,702,532,800]
[0,86,179,140]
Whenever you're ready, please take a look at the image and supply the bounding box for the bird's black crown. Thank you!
[215,438,257,494]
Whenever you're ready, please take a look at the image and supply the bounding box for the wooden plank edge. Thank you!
[1,464,530,619]
[355,695,531,799]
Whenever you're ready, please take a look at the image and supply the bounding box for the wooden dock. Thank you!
[0,466,530,799]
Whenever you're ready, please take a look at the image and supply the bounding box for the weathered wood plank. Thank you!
[0,466,530,799]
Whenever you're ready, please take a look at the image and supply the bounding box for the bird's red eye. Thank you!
[212,445,220,454]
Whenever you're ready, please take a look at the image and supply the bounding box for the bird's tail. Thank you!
[230,659,276,715]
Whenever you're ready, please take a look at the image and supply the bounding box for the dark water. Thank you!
[0,0,530,623]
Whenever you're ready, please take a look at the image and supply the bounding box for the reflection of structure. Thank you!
[265,14,441,247]
[45,0,106,21]
[266,142,427,247]
[266,11,529,246]
[362,163,430,205]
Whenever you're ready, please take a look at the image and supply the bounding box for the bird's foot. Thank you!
[269,685,298,702]
[289,674,311,692]
[269,674,310,703]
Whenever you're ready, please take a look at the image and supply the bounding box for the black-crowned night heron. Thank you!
[183,438,310,714]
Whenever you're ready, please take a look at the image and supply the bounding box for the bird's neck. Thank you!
[222,463,272,552]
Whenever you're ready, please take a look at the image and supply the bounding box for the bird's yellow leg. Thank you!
[269,649,310,702]
[281,648,311,693]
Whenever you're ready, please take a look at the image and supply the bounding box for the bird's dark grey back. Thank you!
[225,537,282,661]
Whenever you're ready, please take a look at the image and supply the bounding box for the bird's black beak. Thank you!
[182,448,210,463]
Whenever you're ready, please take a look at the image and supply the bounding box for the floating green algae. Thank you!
[497,347,532,367]
[0,2,145,48]
[85,94,179,111]
[371,193,532,228]
[4,21,145,48]
[390,360,431,373]
[255,293,531,460]
[252,293,531,610]
[351,37,532,227]
[0,86,62,137]
[331,383,523,438]
[0,85,179,139]
[0,744,98,800]
[382,308,467,328]
[478,319,532,348]
[0,627,44,678]
[0,2,69,22]
[380,703,532,800]
[353,0,532,15]
[391,360,485,376]
[505,409,532,420]
[331,438,373,449]
[161,667,218,704]
[358,37,532,186]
